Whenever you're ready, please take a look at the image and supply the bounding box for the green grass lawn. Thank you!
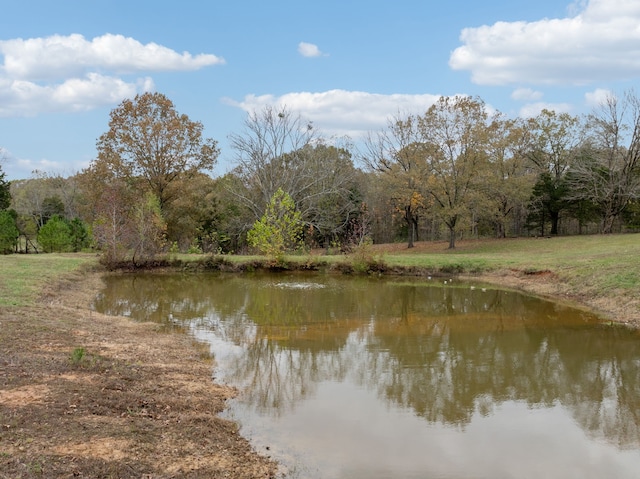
[0,253,97,306]
[379,234,639,295]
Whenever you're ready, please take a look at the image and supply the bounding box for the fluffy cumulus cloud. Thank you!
[298,42,326,58]
[0,146,84,179]
[518,102,573,118]
[585,88,613,107]
[226,90,445,138]
[511,88,543,102]
[449,0,640,85]
[0,33,224,116]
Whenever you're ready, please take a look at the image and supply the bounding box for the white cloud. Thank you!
[511,88,543,102]
[0,147,74,180]
[0,33,223,117]
[449,0,640,85]
[225,89,444,138]
[0,74,154,116]
[585,88,613,107]
[0,33,224,80]
[518,102,573,118]
[298,42,325,58]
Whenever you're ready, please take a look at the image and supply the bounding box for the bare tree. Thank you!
[228,106,317,218]
[362,114,429,248]
[569,90,640,233]
[228,106,360,246]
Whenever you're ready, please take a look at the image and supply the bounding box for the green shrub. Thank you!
[247,188,303,263]
[38,215,72,253]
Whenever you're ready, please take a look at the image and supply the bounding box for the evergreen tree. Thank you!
[0,210,18,254]
[38,215,72,253]
[0,167,10,211]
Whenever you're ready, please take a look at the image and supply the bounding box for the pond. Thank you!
[93,272,640,479]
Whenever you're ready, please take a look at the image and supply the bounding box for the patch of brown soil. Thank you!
[0,271,278,478]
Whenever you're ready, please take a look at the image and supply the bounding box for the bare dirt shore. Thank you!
[0,270,278,478]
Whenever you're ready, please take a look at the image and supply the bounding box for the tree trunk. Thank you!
[448,225,456,249]
[601,213,616,234]
[550,211,559,235]
[447,216,457,249]
[405,206,415,248]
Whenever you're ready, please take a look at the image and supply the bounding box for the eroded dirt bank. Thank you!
[462,268,640,328]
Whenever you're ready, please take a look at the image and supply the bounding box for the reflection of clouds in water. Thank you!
[272,282,326,290]
[94,273,640,477]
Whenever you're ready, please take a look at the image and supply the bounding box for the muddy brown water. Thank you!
[93,272,640,479]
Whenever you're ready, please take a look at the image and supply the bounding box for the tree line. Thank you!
[1,91,639,261]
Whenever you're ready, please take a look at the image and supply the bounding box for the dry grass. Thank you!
[0,268,277,478]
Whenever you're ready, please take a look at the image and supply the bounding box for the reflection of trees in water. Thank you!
[94,273,640,447]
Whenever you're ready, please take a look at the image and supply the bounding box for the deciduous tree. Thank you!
[0,163,10,211]
[247,188,303,262]
[363,115,430,248]
[418,96,494,249]
[480,117,535,237]
[569,90,640,233]
[0,210,18,253]
[229,106,360,247]
[229,106,316,219]
[525,110,582,235]
[95,92,219,211]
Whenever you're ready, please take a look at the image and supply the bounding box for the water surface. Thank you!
[94,272,640,478]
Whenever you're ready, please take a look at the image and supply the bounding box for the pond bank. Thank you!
[1,251,637,477]
[0,270,278,478]
[461,268,640,328]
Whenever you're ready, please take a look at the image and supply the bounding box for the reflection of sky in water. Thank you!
[94,273,640,479]
[195,321,640,479]
[205,323,640,479]
[222,381,640,479]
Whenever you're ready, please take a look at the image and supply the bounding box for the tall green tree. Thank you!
[37,215,72,253]
[0,210,18,254]
[247,188,303,262]
[418,96,494,249]
[68,218,90,252]
[0,164,10,211]
[525,109,582,235]
[94,92,219,211]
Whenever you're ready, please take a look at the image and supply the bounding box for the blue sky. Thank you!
[1,0,639,180]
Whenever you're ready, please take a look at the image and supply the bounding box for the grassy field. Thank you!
[0,253,96,306]
[373,234,639,293]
